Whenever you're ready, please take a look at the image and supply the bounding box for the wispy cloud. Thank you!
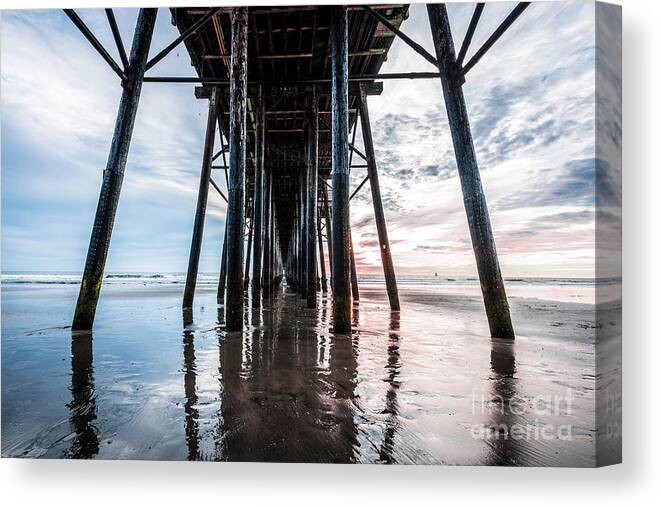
[2,8,227,272]
[348,1,597,277]
[2,2,599,278]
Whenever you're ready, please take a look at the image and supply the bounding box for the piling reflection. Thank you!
[352,301,360,328]
[378,311,401,463]
[485,338,523,466]
[66,332,99,459]
[182,321,200,460]
[214,290,358,462]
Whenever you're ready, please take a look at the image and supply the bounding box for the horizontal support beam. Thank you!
[186,5,398,15]
[263,109,357,116]
[260,128,330,134]
[146,72,440,86]
[203,49,386,60]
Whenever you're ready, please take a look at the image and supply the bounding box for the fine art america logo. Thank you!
[470,388,575,441]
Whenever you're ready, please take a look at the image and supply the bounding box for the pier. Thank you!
[67,4,529,338]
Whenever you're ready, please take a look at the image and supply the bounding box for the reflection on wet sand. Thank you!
[182,320,200,461]
[378,311,401,464]
[216,289,359,462]
[36,281,595,464]
[66,333,99,459]
[485,338,524,466]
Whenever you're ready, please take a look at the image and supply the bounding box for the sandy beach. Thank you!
[1,277,608,465]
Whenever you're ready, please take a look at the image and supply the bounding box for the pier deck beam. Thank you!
[251,87,265,303]
[357,85,400,311]
[183,87,219,308]
[306,88,319,308]
[427,4,514,339]
[330,6,352,333]
[72,9,157,331]
[224,7,249,331]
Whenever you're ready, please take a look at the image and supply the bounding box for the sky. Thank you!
[1,2,599,277]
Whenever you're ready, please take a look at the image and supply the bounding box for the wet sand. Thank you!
[1,280,604,465]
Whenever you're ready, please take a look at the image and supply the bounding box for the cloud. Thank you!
[497,158,596,210]
[345,1,599,277]
[2,2,603,278]
[1,9,227,273]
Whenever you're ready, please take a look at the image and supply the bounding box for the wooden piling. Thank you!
[262,165,272,298]
[183,87,219,308]
[224,7,248,331]
[244,215,253,290]
[251,87,265,303]
[349,232,360,301]
[427,4,514,339]
[330,5,352,333]
[72,9,157,331]
[357,85,400,311]
[217,221,228,303]
[299,167,308,300]
[322,182,333,286]
[317,208,328,292]
[270,209,277,288]
[306,88,319,308]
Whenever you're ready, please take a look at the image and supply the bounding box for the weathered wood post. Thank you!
[251,87,265,303]
[290,209,297,290]
[298,169,308,299]
[317,208,328,292]
[357,85,400,311]
[262,165,272,298]
[270,209,277,288]
[349,232,360,301]
[427,4,514,339]
[183,87,219,308]
[72,9,157,331]
[322,182,333,286]
[224,7,248,331]
[330,5,351,333]
[299,167,308,300]
[306,87,319,308]
[217,221,228,303]
[244,215,253,290]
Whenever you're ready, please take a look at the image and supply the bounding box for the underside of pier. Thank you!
[174,5,408,332]
[69,3,527,339]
